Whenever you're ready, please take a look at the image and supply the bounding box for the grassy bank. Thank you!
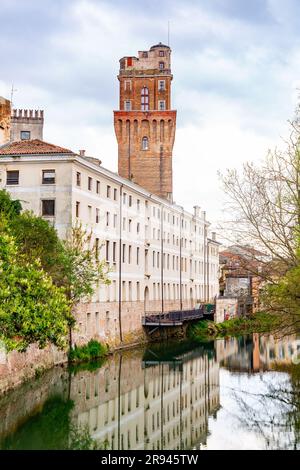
[189,312,281,341]
[68,340,109,363]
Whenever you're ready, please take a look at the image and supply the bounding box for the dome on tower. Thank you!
[150,42,170,50]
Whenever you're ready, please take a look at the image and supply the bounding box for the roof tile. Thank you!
[0,139,75,155]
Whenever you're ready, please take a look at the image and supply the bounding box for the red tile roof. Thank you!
[0,139,75,155]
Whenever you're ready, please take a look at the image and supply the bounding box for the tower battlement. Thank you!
[11,108,44,142]
[12,109,44,120]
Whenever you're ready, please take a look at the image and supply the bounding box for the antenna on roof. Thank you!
[10,83,18,109]
[167,20,170,46]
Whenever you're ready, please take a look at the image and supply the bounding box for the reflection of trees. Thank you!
[229,366,300,449]
[0,396,109,450]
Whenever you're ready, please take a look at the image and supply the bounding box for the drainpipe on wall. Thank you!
[118,184,123,342]
[179,207,184,311]
[160,204,164,314]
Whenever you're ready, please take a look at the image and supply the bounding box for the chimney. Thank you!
[79,150,86,157]
[194,205,201,217]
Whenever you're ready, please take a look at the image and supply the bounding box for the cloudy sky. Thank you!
[1,0,300,226]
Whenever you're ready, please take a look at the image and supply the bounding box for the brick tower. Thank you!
[114,43,177,202]
[0,97,11,145]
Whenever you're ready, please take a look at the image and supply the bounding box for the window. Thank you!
[106,211,110,226]
[96,180,100,194]
[124,80,131,91]
[95,238,99,260]
[159,50,165,57]
[42,199,55,217]
[76,172,81,186]
[159,61,165,70]
[106,240,110,262]
[88,177,92,191]
[137,199,140,211]
[158,100,165,111]
[128,245,132,264]
[159,80,165,91]
[42,169,55,184]
[137,222,140,233]
[122,244,126,263]
[88,205,92,221]
[96,208,100,223]
[20,131,30,140]
[137,247,140,265]
[141,87,149,111]
[142,136,149,150]
[142,51,148,58]
[114,188,117,200]
[107,185,111,198]
[113,242,117,263]
[129,195,132,207]
[124,100,131,111]
[76,201,80,217]
[123,193,127,205]
[128,219,132,232]
[113,214,117,228]
[6,170,19,185]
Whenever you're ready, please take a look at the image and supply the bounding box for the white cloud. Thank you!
[1,0,300,230]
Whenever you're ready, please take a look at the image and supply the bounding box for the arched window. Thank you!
[159,61,165,70]
[141,87,149,111]
[142,136,149,150]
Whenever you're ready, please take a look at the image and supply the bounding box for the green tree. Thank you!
[0,223,71,351]
[11,211,64,280]
[57,223,110,306]
[0,189,22,218]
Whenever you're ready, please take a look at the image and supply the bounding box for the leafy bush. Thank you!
[68,340,108,363]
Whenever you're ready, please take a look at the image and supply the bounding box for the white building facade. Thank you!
[0,140,219,346]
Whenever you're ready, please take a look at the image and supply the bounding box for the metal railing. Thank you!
[142,308,205,326]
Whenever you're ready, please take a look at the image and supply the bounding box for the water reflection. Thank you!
[71,344,220,450]
[0,334,299,450]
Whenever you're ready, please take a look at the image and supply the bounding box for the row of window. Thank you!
[124,81,166,92]
[100,280,209,303]
[104,241,214,276]
[6,169,55,186]
[124,99,166,111]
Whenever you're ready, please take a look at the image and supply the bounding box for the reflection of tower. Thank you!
[252,333,260,372]
[114,43,177,202]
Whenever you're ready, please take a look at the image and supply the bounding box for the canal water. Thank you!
[0,334,299,450]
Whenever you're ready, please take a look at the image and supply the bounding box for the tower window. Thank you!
[159,80,165,91]
[142,51,148,58]
[158,100,166,111]
[159,62,165,70]
[20,131,30,140]
[124,80,131,91]
[124,100,131,111]
[159,51,165,57]
[141,87,149,111]
[142,137,149,150]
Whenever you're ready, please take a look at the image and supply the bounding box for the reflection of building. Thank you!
[70,348,220,450]
[218,334,300,373]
